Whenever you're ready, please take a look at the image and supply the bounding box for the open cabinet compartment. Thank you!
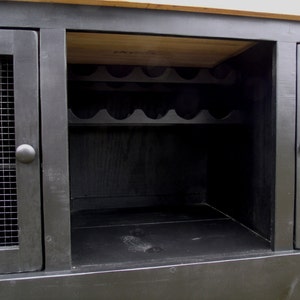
[67,32,275,270]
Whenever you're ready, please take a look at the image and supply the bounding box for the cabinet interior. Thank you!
[67,32,275,270]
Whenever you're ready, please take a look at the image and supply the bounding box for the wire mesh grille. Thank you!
[0,56,18,247]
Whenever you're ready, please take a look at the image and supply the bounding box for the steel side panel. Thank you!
[0,30,42,274]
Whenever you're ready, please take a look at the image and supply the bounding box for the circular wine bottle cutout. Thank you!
[106,96,134,120]
[70,93,106,119]
[175,67,199,80]
[142,66,166,78]
[175,91,201,120]
[106,65,134,78]
[69,64,98,76]
[143,104,169,119]
[139,94,168,119]
[209,108,232,120]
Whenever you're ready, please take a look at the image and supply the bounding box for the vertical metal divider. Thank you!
[295,44,300,249]
[40,29,71,270]
[273,42,297,251]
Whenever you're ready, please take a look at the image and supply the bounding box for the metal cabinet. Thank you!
[0,3,299,299]
[0,30,41,273]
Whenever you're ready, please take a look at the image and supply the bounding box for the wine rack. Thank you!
[68,65,245,126]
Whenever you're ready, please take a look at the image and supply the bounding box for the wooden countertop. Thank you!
[8,0,300,21]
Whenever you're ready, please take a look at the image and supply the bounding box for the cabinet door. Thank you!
[0,30,41,273]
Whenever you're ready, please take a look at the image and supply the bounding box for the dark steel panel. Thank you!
[0,2,298,42]
[0,253,300,299]
[0,30,42,273]
[40,29,71,270]
[274,42,297,250]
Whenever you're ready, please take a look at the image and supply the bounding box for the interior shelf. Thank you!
[69,108,244,126]
[68,65,237,85]
[71,204,271,270]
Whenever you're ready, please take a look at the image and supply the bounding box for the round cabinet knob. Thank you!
[16,144,36,164]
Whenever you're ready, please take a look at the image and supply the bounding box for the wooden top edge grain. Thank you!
[6,0,300,22]
[66,32,257,67]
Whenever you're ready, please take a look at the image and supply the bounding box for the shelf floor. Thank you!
[71,204,271,270]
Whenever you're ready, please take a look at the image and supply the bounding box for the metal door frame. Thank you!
[0,30,42,273]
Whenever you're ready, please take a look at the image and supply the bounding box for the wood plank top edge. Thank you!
[7,0,300,22]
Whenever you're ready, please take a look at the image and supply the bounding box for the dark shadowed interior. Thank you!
[67,38,275,270]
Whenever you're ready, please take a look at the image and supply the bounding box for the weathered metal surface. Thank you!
[0,2,297,42]
[40,29,71,270]
[296,44,300,249]
[0,253,300,299]
[0,30,42,274]
[273,42,297,250]
[0,2,298,298]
